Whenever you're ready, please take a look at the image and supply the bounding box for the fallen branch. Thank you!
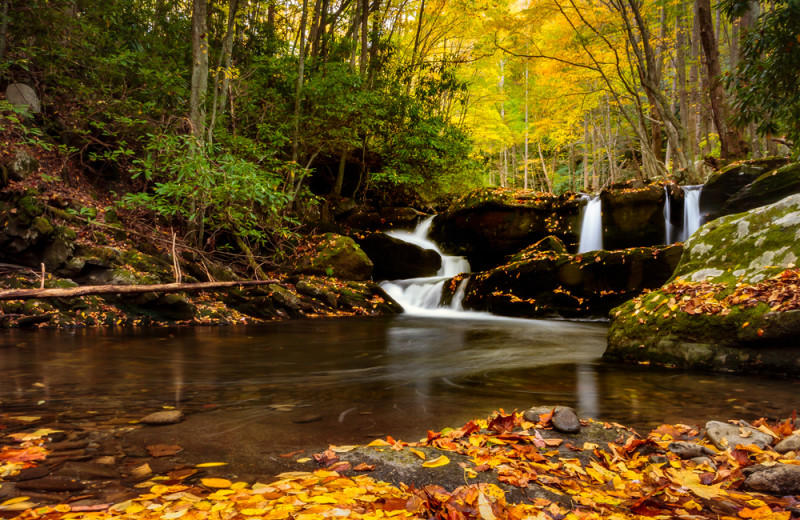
[0,280,279,301]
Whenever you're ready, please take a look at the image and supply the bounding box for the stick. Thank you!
[0,280,279,301]
[40,263,45,289]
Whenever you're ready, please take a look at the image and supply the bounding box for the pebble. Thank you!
[705,421,773,450]
[774,433,800,454]
[140,410,184,425]
[668,441,715,459]
[744,464,800,495]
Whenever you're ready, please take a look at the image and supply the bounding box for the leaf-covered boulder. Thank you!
[354,231,441,281]
[456,245,683,319]
[605,192,800,375]
[294,233,374,281]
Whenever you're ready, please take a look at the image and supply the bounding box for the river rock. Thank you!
[459,245,683,319]
[354,231,442,280]
[140,410,184,425]
[5,83,41,113]
[668,441,715,459]
[774,433,800,454]
[522,406,580,433]
[600,183,665,251]
[294,233,373,281]
[704,421,773,450]
[605,189,800,375]
[744,464,800,495]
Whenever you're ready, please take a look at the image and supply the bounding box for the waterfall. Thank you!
[678,185,703,242]
[578,195,603,253]
[663,186,674,244]
[380,216,472,315]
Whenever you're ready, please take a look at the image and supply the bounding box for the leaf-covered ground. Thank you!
[3,410,800,520]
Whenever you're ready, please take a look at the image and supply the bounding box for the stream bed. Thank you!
[2,316,798,477]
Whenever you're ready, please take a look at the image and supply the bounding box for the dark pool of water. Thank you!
[1,316,798,474]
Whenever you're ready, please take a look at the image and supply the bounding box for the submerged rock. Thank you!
[140,410,185,425]
[606,189,800,375]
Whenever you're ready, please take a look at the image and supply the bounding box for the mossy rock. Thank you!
[509,235,568,262]
[719,163,800,217]
[702,157,790,220]
[606,192,800,375]
[295,233,373,281]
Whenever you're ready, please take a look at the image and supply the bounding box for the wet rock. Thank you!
[379,207,426,229]
[16,477,85,492]
[140,410,184,425]
[295,279,338,308]
[668,441,715,459]
[355,231,442,280]
[704,421,773,450]
[774,433,800,454]
[268,284,303,317]
[53,462,120,480]
[744,464,800,495]
[551,408,581,434]
[600,183,665,251]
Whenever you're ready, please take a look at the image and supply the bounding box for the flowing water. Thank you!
[578,196,603,253]
[678,185,703,242]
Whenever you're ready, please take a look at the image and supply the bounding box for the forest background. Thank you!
[1,0,798,271]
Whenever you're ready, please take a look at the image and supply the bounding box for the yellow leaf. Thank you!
[126,503,145,514]
[201,478,232,488]
[196,462,228,467]
[307,496,339,504]
[163,509,188,519]
[231,481,249,490]
[422,455,450,468]
[409,448,426,460]
[296,457,311,463]
[1,497,32,507]
[241,508,268,515]
[367,439,390,447]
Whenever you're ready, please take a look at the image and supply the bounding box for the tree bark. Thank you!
[695,0,745,158]
[0,0,10,60]
[0,280,280,301]
[190,0,209,141]
[207,0,240,147]
[359,0,369,76]
[292,0,310,164]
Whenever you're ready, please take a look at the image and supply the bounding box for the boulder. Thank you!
[744,464,800,495]
[5,83,41,113]
[704,421,773,450]
[294,233,373,281]
[718,163,800,217]
[702,157,790,221]
[600,183,665,250]
[1,149,39,185]
[459,245,683,319]
[429,188,584,271]
[606,189,800,375]
[379,207,426,229]
[355,231,442,280]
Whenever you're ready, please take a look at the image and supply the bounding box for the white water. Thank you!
[663,186,675,244]
[578,195,603,253]
[380,217,485,317]
[678,185,703,242]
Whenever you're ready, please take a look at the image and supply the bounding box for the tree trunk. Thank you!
[676,0,695,166]
[524,64,529,190]
[695,0,744,158]
[292,0,310,164]
[0,280,280,301]
[359,0,369,76]
[0,0,10,60]
[190,0,209,141]
[207,0,240,147]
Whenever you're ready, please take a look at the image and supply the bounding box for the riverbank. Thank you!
[3,405,800,519]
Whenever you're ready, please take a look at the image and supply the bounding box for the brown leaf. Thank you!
[353,463,375,471]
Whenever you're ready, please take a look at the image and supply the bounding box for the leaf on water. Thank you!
[422,455,450,468]
[195,462,228,468]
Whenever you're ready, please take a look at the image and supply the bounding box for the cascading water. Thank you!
[578,195,603,253]
[678,185,703,242]
[380,216,472,316]
[663,186,675,244]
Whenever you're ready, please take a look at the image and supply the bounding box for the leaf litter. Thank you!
[3,410,800,519]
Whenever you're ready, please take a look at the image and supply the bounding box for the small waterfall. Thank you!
[380,216,472,315]
[578,195,603,253]
[678,185,703,242]
[663,186,674,244]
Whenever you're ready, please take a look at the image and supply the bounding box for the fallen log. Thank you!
[0,280,280,301]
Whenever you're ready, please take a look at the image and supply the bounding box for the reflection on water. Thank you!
[1,316,798,437]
